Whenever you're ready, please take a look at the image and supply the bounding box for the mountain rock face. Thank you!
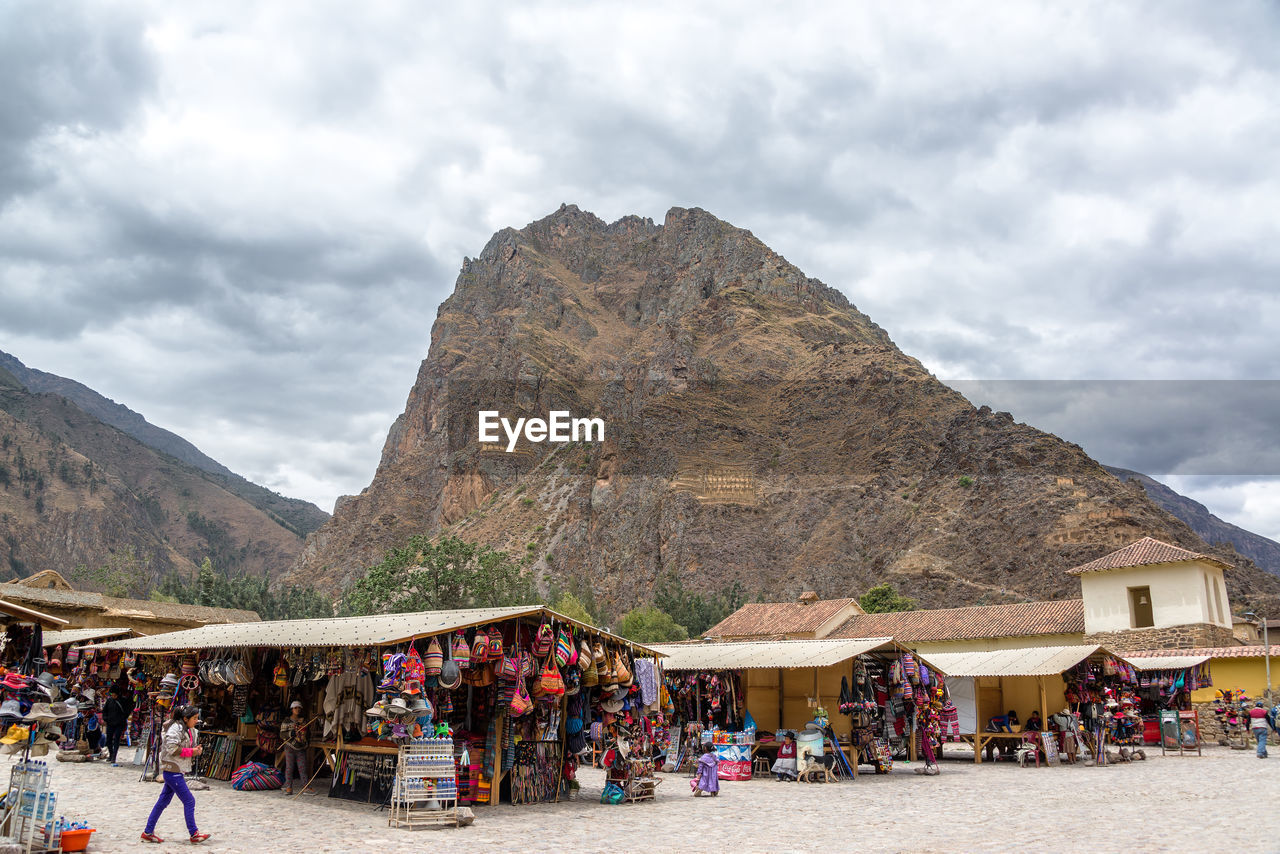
[0,366,309,592]
[0,350,328,538]
[287,205,1280,616]
[1104,466,1280,578]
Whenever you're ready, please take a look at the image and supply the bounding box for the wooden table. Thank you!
[956,732,1026,763]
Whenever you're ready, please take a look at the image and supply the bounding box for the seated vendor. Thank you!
[1023,710,1043,732]
[771,731,798,781]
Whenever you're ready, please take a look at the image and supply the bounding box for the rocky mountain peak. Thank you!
[288,206,1280,617]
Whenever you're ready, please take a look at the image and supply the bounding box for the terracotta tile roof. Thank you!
[829,599,1085,644]
[1123,645,1270,659]
[1066,536,1232,575]
[704,599,857,639]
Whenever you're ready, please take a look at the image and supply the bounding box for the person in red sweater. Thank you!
[771,732,798,781]
[1249,700,1270,758]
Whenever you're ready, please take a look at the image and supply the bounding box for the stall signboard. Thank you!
[715,743,751,781]
[1039,731,1061,764]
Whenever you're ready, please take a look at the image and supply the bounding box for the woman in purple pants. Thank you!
[141,706,211,844]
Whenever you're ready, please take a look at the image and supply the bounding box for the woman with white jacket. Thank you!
[141,706,211,844]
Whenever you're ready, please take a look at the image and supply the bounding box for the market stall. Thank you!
[92,606,663,816]
[651,638,950,778]
[1119,653,1211,751]
[923,644,1147,765]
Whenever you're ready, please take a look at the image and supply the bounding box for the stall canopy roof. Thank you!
[90,605,659,654]
[42,627,133,647]
[0,598,68,629]
[1122,654,1210,671]
[649,637,901,671]
[921,645,1108,677]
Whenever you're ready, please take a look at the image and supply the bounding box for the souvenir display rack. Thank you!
[389,737,458,829]
[195,731,247,781]
[1,758,58,854]
[611,755,657,803]
[508,740,562,805]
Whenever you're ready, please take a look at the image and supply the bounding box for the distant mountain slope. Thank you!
[0,364,307,591]
[0,350,328,536]
[1105,466,1280,578]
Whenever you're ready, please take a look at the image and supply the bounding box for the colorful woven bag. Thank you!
[423,637,443,676]
[487,626,504,660]
[452,631,471,668]
[510,679,533,717]
[471,627,489,664]
[532,620,554,658]
[537,660,565,697]
[231,761,284,791]
[554,627,574,668]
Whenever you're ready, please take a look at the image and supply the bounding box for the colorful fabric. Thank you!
[633,658,659,707]
[231,761,285,791]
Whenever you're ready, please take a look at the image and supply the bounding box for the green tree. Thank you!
[73,545,151,598]
[340,535,532,616]
[618,606,689,643]
[652,571,745,636]
[155,561,332,620]
[858,583,916,613]
[551,592,596,625]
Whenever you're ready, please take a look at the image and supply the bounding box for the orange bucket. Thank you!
[58,828,94,851]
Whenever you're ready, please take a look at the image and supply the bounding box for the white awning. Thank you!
[1124,654,1210,671]
[920,645,1107,677]
[42,627,133,647]
[90,606,658,654]
[649,637,901,670]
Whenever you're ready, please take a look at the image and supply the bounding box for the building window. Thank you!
[1128,586,1154,629]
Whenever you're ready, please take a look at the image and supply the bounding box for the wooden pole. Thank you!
[1038,676,1048,726]
[777,668,784,733]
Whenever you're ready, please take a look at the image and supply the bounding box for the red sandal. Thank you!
[140,832,164,843]
[190,832,211,844]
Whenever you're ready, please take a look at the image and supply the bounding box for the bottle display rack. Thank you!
[389,737,458,829]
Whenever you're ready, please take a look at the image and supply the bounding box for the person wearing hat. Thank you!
[102,685,135,766]
[279,700,315,795]
[1249,699,1270,758]
[771,731,798,781]
[141,705,210,844]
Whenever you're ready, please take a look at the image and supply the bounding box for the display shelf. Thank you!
[389,738,458,829]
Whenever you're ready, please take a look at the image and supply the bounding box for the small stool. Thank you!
[754,757,772,778]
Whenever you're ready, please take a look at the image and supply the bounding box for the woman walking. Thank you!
[141,706,211,844]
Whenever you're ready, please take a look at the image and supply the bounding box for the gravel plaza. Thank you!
[29,744,1280,854]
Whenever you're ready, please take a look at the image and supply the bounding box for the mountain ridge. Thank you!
[0,363,311,592]
[1104,466,1280,579]
[0,350,328,537]
[287,204,1280,617]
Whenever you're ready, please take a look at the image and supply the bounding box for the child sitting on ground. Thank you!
[691,744,720,797]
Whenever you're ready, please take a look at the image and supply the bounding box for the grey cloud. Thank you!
[0,1,155,200]
[951,381,1280,476]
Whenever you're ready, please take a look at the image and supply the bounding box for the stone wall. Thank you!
[1085,622,1236,650]
[1192,700,1279,746]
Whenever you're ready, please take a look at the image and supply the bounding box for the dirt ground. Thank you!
[15,744,1280,853]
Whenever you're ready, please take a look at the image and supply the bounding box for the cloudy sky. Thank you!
[2,1,1278,538]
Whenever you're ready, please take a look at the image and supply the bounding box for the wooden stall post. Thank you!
[777,669,784,731]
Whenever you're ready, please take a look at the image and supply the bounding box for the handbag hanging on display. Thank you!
[532,620,554,658]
